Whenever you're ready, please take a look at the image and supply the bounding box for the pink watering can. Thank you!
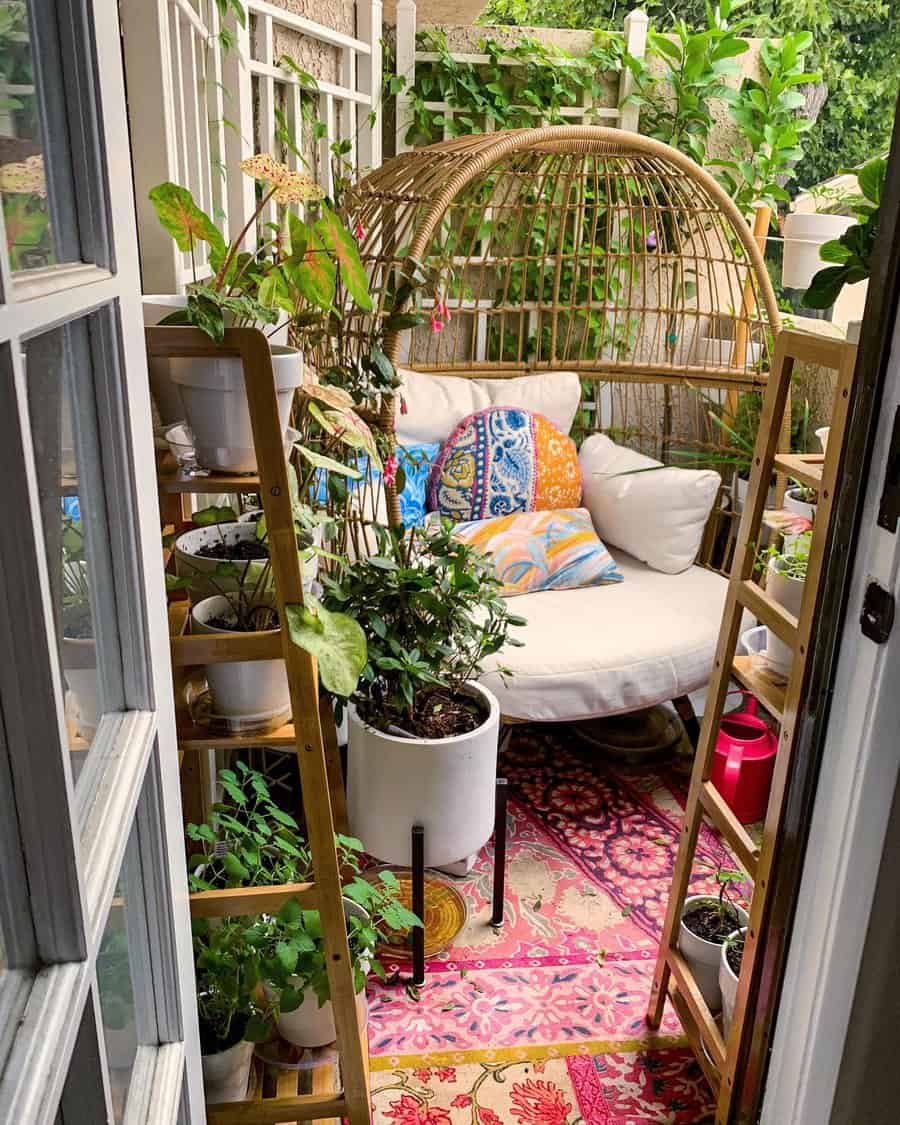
[711,692,778,825]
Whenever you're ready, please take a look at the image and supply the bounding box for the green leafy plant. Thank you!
[757,514,813,581]
[713,32,820,217]
[803,155,887,310]
[322,521,525,738]
[97,928,134,1032]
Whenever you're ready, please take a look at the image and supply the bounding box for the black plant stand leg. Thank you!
[672,694,701,748]
[411,824,426,987]
[491,777,508,929]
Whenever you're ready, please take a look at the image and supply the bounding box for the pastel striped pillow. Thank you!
[453,508,623,597]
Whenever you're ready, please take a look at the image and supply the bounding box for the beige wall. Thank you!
[267,0,359,86]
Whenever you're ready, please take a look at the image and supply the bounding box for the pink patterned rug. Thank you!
[367,725,746,1123]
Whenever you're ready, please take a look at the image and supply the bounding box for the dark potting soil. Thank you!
[196,539,269,561]
[199,1011,248,1056]
[207,607,280,633]
[364,687,486,740]
[683,899,741,944]
[726,932,745,976]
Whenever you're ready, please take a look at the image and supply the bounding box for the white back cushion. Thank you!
[397,368,582,444]
[579,433,721,575]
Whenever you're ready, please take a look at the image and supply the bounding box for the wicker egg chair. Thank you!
[347,126,782,727]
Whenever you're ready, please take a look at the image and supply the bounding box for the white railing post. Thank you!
[618,8,648,134]
[222,9,255,250]
[357,0,383,171]
[395,0,416,154]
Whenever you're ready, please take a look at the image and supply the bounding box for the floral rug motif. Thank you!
[368,725,739,1122]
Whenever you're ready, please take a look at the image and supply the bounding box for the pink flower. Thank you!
[451,1094,472,1108]
[400,394,409,415]
[383,453,398,488]
[764,507,814,535]
[354,219,366,240]
[509,1079,572,1125]
[412,1069,431,1083]
[429,312,445,334]
[646,231,658,251]
[479,1110,503,1125]
[433,298,451,324]
[384,1093,451,1124]
[435,1067,456,1082]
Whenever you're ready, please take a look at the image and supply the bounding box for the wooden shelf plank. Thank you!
[170,630,283,667]
[700,781,760,879]
[158,464,263,494]
[667,984,721,1097]
[206,1092,347,1125]
[667,948,726,1070]
[732,654,786,722]
[774,453,824,492]
[189,882,316,918]
[178,721,298,751]
[737,579,799,646]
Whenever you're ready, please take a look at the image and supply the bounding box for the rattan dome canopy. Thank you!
[348,126,781,385]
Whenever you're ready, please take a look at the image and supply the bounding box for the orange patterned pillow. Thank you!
[428,407,582,521]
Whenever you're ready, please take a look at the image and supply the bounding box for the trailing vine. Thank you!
[405,29,626,148]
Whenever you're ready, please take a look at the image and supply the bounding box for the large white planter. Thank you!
[719,927,746,1039]
[347,682,500,868]
[678,896,749,1012]
[192,595,291,731]
[274,900,370,1048]
[766,561,805,678]
[62,636,99,740]
[782,213,856,291]
[169,345,303,472]
[698,337,762,369]
[201,1038,255,1104]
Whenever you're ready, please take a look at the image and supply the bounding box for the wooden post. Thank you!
[618,9,649,133]
[395,0,416,154]
[727,204,772,420]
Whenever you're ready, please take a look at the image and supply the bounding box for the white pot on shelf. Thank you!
[274,900,370,1048]
[784,485,816,522]
[201,1038,255,1104]
[347,682,500,868]
[816,426,830,453]
[719,927,747,1038]
[782,213,856,291]
[62,636,99,740]
[766,561,805,677]
[169,345,303,473]
[678,896,749,1012]
[191,595,291,732]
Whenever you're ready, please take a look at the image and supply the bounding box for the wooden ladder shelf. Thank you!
[647,328,858,1121]
[148,327,371,1125]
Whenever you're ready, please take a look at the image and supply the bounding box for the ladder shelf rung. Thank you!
[773,453,824,492]
[667,984,722,1096]
[178,720,298,751]
[737,579,799,646]
[667,948,726,1070]
[207,1091,347,1125]
[731,654,786,722]
[189,881,317,918]
[700,782,760,878]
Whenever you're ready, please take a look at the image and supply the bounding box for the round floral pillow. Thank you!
[428,406,582,521]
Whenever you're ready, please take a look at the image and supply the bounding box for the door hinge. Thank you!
[860,580,895,644]
[877,406,900,532]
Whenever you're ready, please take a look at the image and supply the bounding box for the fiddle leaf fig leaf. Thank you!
[285,594,367,697]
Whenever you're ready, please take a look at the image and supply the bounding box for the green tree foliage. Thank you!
[480,0,899,190]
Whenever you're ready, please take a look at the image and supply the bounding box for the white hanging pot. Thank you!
[678,896,749,1011]
[275,899,370,1048]
[782,213,856,291]
[719,927,747,1038]
[169,345,303,473]
[191,595,291,732]
[347,681,500,868]
[766,561,805,678]
[201,1037,255,1104]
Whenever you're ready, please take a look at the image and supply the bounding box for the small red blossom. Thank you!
[509,1078,572,1125]
[400,394,409,415]
[450,1094,472,1108]
[384,1093,451,1124]
[429,312,445,334]
[435,1067,456,1082]
[479,1109,504,1125]
[354,219,366,240]
[383,453,398,488]
[433,298,451,324]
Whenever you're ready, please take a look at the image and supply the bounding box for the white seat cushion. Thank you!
[479,550,748,721]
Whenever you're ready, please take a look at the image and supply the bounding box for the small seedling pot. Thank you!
[766,560,805,678]
[678,895,749,1012]
[175,522,271,604]
[719,927,747,1038]
[191,595,290,733]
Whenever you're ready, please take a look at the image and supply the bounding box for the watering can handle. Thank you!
[720,744,743,806]
[725,688,757,716]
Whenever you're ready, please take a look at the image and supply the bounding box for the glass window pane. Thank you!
[0,0,81,271]
[24,316,122,781]
[97,878,137,1123]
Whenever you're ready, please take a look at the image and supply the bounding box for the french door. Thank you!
[0,0,202,1121]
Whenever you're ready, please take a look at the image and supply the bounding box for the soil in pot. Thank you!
[682,899,742,944]
[360,686,487,740]
[199,1011,248,1058]
[195,538,269,562]
[206,606,280,633]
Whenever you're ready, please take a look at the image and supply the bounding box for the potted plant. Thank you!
[97,926,137,1070]
[678,864,748,1011]
[719,926,747,1037]
[319,520,524,870]
[758,515,813,677]
[147,153,374,472]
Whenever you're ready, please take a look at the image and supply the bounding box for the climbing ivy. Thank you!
[405,29,626,148]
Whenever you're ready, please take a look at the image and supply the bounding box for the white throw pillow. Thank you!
[396,368,581,444]
[579,433,721,575]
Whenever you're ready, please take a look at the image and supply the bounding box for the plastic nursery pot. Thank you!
[201,1037,255,1104]
[274,899,370,1049]
[766,560,805,678]
[781,213,856,291]
[719,926,747,1039]
[677,895,749,1012]
[169,344,303,473]
[347,681,500,869]
[191,595,291,734]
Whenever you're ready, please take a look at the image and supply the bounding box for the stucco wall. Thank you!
[264,0,358,87]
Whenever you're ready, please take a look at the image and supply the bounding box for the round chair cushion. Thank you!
[428,406,581,521]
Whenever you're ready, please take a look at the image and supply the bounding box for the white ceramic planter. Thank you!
[782,213,856,291]
[698,337,762,369]
[175,522,272,603]
[784,486,816,523]
[732,473,776,515]
[766,561,805,677]
[719,927,746,1038]
[678,896,749,1011]
[347,682,500,868]
[192,595,291,731]
[816,426,830,453]
[273,898,369,1048]
[201,1038,255,1104]
[62,636,99,740]
[169,345,303,472]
